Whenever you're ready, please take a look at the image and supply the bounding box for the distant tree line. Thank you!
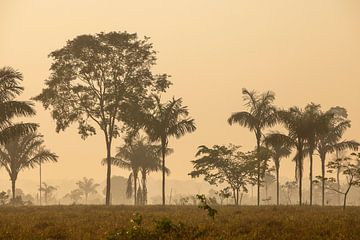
[190,89,360,209]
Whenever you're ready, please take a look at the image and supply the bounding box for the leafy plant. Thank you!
[196,194,218,220]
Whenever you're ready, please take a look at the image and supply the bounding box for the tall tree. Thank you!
[228,88,277,206]
[34,32,171,205]
[0,67,37,144]
[316,107,359,206]
[76,177,100,204]
[144,96,196,205]
[278,107,308,205]
[303,103,332,205]
[264,133,292,205]
[0,132,58,200]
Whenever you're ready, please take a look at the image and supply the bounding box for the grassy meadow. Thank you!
[0,205,359,240]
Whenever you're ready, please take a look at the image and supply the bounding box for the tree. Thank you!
[325,153,360,210]
[0,191,9,205]
[76,177,100,204]
[303,103,332,206]
[109,137,169,205]
[316,107,359,206]
[66,189,83,204]
[0,132,58,200]
[34,32,171,205]
[39,182,57,205]
[228,89,277,206]
[189,144,256,205]
[262,170,276,204]
[0,67,38,144]
[264,133,292,205]
[145,96,196,205]
[278,107,308,205]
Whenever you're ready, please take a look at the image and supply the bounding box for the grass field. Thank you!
[0,205,359,240]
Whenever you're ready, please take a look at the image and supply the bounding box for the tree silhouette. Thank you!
[264,133,292,205]
[0,132,58,200]
[228,88,277,206]
[108,137,169,205]
[0,67,37,144]
[325,153,360,210]
[316,107,359,206]
[144,96,196,205]
[39,182,57,205]
[278,107,308,205]
[76,177,100,204]
[189,144,256,205]
[66,189,83,204]
[34,32,171,205]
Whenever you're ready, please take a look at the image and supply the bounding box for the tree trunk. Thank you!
[85,193,88,204]
[256,137,261,206]
[142,171,147,205]
[309,152,313,206]
[105,138,112,206]
[337,169,341,205]
[133,171,137,205]
[343,193,347,210]
[321,153,326,206]
[39,161,42,206]
[236,189,239,205]
[276,166,280,205]
[11,179,16,200]
[161,140,166,206]
[298,146,303,206]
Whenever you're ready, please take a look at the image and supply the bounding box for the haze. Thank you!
[1,0,359,196]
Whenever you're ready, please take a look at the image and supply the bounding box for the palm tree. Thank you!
[303,103,332,205]
[278,107,308,205]
[0,132,58,199]
[316,107,359,206]
[76,177,100,204]
[228,89,277,206]
[39,182,57,205]
[264,133,292,205]
[0,67,37,144]
[144,96,196,205]
[109,137,169,205]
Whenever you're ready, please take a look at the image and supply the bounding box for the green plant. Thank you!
[196,194,218,220]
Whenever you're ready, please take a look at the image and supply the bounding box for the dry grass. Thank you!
[0,205,359,239]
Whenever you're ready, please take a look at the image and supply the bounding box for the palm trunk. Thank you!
[11,178,16,200]
[85,193,88,204]
[105,137,112,206]
[142,170,147,205]
[337,168,341,205]
[256,137,261,206]
[321,153,326,206]
[298,145,303,206]
[343,193,347,210]
[133,171,137,205]
[161,140,166,206]
[276,166,280,205]
[236,189,239,205]
[309,152,313,206]
[39,161,42,206]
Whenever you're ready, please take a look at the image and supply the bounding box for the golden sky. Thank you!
[0,0,359,190]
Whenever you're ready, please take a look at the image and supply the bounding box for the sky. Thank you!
[0,0,360,194]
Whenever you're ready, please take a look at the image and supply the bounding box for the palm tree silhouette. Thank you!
[0,132,58,200]
[39,182,57,205]
[278,107,308,205]
[228,89,277,206]
[316,107,359,206]
[76,177,100,204]
[0,67,37,144]
[264,133,292,205]
[144,96,196,205]
[109,137,169,205]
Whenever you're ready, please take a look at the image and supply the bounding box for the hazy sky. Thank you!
[0,0,360,192]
